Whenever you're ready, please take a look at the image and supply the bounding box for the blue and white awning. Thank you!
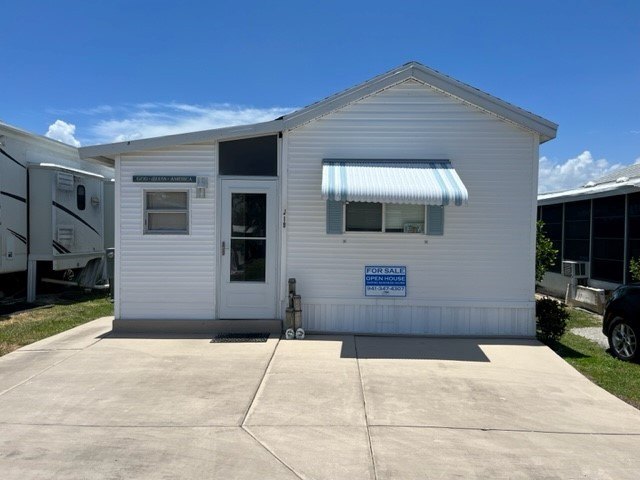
[321,159,468,206]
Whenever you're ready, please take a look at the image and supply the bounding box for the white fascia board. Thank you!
[78,119,283,159]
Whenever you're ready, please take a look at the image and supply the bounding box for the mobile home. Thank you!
[0,122,114,301]
[80,62,557,336]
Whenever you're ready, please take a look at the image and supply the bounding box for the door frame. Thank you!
[215,176,280,319]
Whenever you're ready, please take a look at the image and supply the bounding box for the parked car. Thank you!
[603,285,639,362]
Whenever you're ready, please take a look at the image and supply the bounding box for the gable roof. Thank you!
[80,61,558,160]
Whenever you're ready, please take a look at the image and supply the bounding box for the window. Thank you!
[539,204,563,273]
[219,135,277,176]
[346,202,382,232]
[144,191,189,234]
[230,193,267,282]
[76,185,86,211]
[591,195,624,283]
[345,202,425,233]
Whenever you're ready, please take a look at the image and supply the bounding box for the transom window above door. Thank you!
[219,135,277,176]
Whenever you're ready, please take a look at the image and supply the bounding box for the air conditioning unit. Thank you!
[563,261,588,277]
[562,260,589,286]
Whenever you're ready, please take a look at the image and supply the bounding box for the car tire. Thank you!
[608,317,639,362]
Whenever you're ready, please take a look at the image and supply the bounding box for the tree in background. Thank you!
[536,220,558,283]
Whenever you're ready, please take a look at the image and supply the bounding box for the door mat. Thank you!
[211,333,270,343]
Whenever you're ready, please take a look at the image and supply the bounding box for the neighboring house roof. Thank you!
[593,163,640,185]
[538,163,640,205]
[79,61,558,160]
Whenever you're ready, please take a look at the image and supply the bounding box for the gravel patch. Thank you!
[571,327,608,349]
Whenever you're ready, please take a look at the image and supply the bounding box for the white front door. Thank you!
[219,179,278,318]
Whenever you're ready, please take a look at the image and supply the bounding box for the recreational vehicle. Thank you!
[0,121,114,301]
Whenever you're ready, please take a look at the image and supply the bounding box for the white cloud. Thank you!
[87,103,296,143]
[47,105,116,116]
[45,120,81,147]
[538,151,623,193]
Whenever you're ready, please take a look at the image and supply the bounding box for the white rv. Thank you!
[0,121,114,301]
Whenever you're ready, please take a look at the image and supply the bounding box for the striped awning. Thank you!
[321,159,468,206]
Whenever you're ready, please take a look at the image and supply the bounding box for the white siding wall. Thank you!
[118,145,216,320]
[285,80,537,335]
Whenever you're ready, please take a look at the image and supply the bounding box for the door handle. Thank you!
[221,241,226,256]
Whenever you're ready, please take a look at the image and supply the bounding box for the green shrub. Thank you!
[536,297,569,343]
[629,257,640,282]
[536,221,558,284]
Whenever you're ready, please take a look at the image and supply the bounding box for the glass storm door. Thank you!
[219,180,277,318]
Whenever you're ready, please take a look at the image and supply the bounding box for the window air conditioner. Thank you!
[562,260,589,278]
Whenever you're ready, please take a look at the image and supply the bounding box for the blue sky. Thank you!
[1,0,638,192]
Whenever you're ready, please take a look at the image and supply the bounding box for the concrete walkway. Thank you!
[1,317,640,479]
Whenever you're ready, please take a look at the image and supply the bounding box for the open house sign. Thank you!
[364,266,407,297]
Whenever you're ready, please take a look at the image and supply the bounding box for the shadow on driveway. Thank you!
[99,330,549,362]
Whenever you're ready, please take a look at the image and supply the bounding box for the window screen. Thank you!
[563,200,590,261]
[592,195,624,282]
[145,191,189,234]
[219,135,277,176]
[384,204,425,233]
[628,193,640,281]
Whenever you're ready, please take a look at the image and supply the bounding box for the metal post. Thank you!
[26,259,37,303]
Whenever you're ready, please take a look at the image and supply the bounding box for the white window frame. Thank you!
[343,202,426,234]
[143,189,190,235]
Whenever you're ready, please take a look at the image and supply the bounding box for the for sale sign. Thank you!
[364,266,406,297]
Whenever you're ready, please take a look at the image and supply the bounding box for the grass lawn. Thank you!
[0,293,113,357]
[548,308,640,409]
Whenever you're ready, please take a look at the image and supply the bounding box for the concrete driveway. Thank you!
[1,317,640,479]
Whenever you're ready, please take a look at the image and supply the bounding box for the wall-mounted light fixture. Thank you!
[196,176,208,198]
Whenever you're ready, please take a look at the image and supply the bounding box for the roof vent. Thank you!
[616,176,629,183]
[583,181,596,188]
